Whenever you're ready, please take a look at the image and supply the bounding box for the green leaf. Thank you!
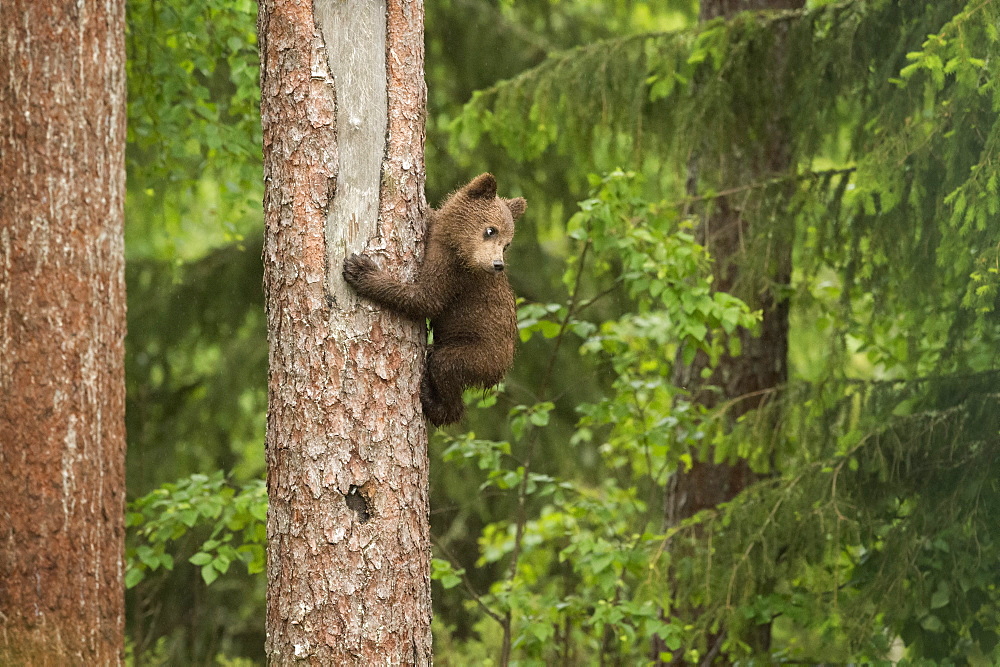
[686,322,707,342]
[250,502,268,523]
[136,545,159,569]
[682,344,697,366]
[930,582,950,609]
[189,552,212,566]
[920,613,943,633]
[212,555,232,575]
[160,553,175,571]
[529,403,553,426]
[431,558,465,590]
[125,568,145,590]
[201,563,219,586]
[589,553,614,574]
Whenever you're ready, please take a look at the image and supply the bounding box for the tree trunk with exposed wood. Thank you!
[258,0,432,662]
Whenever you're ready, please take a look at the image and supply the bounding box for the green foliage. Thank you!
[126,0,262,260]
[570,171,758,363]
[453,0,1000,364]
[126,472,266,589]
[123,0,267,659]
[430,173,757,663]
[432,0,1000,663]
[126,0,260,175]
[122,0,1000,663]
[126,241,266,495]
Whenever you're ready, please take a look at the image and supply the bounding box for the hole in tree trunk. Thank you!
[345,485,371,524]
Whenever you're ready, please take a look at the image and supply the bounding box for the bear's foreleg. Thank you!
[343,253,449,320]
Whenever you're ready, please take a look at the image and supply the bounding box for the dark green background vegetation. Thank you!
[123,0,1000,663]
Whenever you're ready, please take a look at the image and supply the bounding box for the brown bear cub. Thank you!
[342,173,526,426]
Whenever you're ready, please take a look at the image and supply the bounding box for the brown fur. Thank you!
[343,173,526,426]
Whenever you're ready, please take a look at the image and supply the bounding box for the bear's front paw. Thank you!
[343,253,378,289]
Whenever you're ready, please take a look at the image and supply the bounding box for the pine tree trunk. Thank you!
[258,0,432,663]
[699,0,803,20]
[662,0,803,661]
[668,0,800,518]
[0,1,127,664]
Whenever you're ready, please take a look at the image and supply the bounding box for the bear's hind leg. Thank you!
[420,373,463,426]
[420,345,470,426]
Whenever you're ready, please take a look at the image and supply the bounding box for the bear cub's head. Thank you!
[438,173,526,274]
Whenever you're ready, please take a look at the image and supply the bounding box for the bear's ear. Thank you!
[505,197,527,220]
[464,173,497,200]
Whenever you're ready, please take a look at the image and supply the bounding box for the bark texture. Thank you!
[0,1,127,664]
[259,0,431,663]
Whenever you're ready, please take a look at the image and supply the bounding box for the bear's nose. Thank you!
[493,260,505,272]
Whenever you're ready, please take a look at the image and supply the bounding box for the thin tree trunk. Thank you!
[668,0,800,518]
[699,0,802,20]
[662,0,802,661]
[259,0,432,663]
[0,1,128,664]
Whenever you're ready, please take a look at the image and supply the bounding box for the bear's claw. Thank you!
[343,253,378,288]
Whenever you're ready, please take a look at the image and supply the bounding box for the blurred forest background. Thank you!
[124,0,1000,664]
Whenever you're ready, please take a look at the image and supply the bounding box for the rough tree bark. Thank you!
[0,0,128,664]
[663,0,803,661]
[258,0,432,663]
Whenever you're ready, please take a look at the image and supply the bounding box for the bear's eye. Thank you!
[484,227,498,239]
